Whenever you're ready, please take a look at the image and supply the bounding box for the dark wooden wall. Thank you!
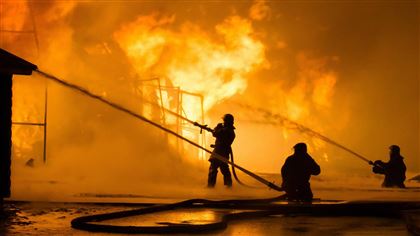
[0,73,12,198]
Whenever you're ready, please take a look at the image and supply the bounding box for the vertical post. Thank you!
[200,95,206,160]
[43,85,47,163]
[0,73,13,199]
[156,78,166,125]
[175,87,180,152]
[156,78,168,141]
[179,92,183,155]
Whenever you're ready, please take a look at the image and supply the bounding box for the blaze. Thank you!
[114,14,266,122]
[281,53,338,154]
[4,0,341,168]
[0,1,29,43]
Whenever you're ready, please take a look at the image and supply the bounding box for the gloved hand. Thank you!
[214,123,223,130]
[372,160,385,174]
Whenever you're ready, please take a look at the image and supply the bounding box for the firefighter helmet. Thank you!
[389,145,400,154]
[223,114,234,125]
[293,142,307,153]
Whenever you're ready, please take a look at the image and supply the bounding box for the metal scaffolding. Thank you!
[136,77,207,160]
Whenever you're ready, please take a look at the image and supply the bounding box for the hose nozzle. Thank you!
[193,122,213,134]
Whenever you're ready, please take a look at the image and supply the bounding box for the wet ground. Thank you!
[2,193,420,235]
[2,177,420,235]
[2,201,419,235]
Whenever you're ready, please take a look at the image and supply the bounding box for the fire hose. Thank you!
[230,148,262,188]
[193,121,263,188]
[34,70,420,235]
[70,198,420,234]
[35,69,282,191]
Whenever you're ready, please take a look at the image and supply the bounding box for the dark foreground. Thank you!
[1,199,420,235]
[4,177,420,235]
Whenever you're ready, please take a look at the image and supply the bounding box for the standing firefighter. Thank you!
[207,114,235,188]
[281,143,321,201]
[372,145,406,188]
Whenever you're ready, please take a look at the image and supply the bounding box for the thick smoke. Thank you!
[1,1,418,201]
[210,1,419,176]
[4,1,209,201]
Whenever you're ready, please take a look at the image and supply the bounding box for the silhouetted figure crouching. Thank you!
[372,145,406,188]
[281,143,321,201]
[207,114,235,188]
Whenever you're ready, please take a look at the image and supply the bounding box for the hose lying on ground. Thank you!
[230,149,264,189]
[34,71,420,235]
[71,197,420,234]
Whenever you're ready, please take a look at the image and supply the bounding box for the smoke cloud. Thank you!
[1,1,418,201]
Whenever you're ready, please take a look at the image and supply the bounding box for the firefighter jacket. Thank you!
[373,154,406,188]
[210,123,235,160]
[281,152,321,197]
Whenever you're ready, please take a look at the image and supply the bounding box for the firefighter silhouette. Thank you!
[207,114,235,188]
[281,143,321,201]
[372,145,406,188]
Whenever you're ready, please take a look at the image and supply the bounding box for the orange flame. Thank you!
[281,53,338,153]
[114,14,266,121]
[0,1,29,42]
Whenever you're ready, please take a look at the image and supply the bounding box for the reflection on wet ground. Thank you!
[1,202,136,235]
[3,180,420,235]
[101,208,223,226]
[224,215,409,235]
[1,201,419,235]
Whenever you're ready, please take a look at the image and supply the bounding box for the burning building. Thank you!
[0,0,419,235]
[0,0,418,200]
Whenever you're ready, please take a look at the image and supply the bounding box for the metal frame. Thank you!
[137,77,207,160]
[11,89,48,163]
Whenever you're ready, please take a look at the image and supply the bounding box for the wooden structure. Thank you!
[0,48,37,199]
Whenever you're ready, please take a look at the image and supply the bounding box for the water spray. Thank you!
[34,69,283,191]
[233,102,375,166]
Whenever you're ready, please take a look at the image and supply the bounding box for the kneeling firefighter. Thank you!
[195,114,236,188]
[281,143,321,201]
[372,145,406,188]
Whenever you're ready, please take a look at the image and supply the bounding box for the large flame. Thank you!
[114,14,266,122]
[5,0,342,168]
[0,1,29,43]
[283,53,338,162]
[286,53,337,120]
